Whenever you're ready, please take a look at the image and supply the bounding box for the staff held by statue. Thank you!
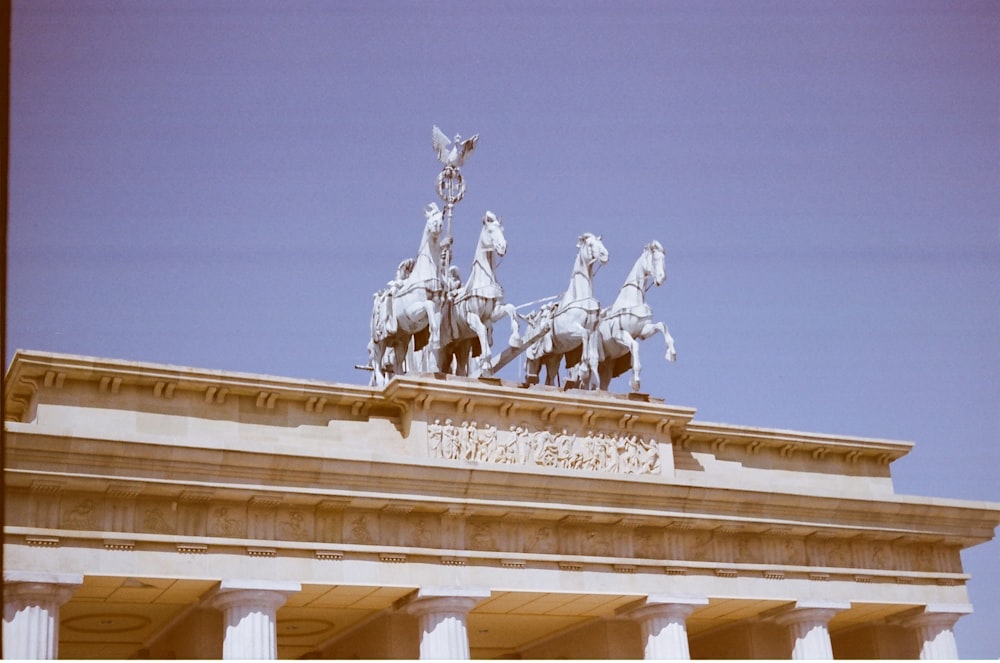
[432,125,478,272]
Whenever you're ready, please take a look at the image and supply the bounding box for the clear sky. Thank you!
[8,0,999,656]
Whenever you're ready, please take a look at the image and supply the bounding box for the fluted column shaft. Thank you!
[207,580,300,659]
[631,599,706,660]
[904,610,967,660]
[406,588,490,660]
[775,602,849,660]
[3,573,82,660]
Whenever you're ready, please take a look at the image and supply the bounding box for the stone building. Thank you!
[4,349,999,659]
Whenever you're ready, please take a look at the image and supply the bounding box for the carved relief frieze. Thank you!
[427,419,662,475]
[582,526,614,557]
[730,532,760,564]
[139,502,176,535]
[62,496,99,531]
[11,481,968,584]
[346,511,377,545]
[208,504,246,538]
[524,523,558,554]
[467,518,499,552]
[404,513,437,548]
[277,508,313,542]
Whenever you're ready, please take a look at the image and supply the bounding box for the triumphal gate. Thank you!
[4,129,999,659]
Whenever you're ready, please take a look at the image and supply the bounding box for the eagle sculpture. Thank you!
[432,126,479,168]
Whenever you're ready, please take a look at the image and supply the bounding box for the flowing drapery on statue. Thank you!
[368,203,447,386]
[597,241,677,392]
[524,233,608,389]
[438,211,522,377]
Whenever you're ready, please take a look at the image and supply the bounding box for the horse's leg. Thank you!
[617,329,642,392]
[598,358,613,390]
[547,354,563,386]
[421,301,442,373]
[492,303,522,347]
[394,338,409,377]
[640,321,677,362]
[457,340,472,377]
[437,343,453,376]
[581,331,601,391]
[368,339,383,386]
[596,335,616,391]
[463,312,493,377]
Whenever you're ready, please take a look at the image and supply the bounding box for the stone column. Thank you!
[902,604,972,660]
[207,579,301,659]
[405,587,490,660]
[775,601,849,660]
[3,571,83,659]
[626,595,708,660]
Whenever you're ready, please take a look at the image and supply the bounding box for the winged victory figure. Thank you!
[433,125,479,168]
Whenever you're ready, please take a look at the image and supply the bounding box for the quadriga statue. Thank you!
[368,203,447,386]
[597,240,677,392]
[524,233,608,389]
[438,211,522,377]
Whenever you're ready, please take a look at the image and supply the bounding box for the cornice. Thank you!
[6,351,905,462]
[3,351,698,436]
[681,421,913,464]
[3,350,387,424]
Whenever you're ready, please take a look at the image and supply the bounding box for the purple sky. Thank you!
[8,1,999,656]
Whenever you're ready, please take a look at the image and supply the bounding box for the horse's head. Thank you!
[645,240,666,286]
[481,211,507,257]
[424,202,444,238]
[578,233,609,267]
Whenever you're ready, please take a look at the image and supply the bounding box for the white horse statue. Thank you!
[597,240,677,392]
[525,233,608,388]
[368,203,447,385]
[439,211,521,377]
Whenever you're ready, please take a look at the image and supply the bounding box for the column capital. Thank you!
[205,578,301,611]
[899,604,971,660]
[899,603,972,629]
[4,572,83,606]
[4,571,84,585]
[3,572,83,659]
[404,586,491,617]
[773,600,850,627]
[621,595,709,623]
